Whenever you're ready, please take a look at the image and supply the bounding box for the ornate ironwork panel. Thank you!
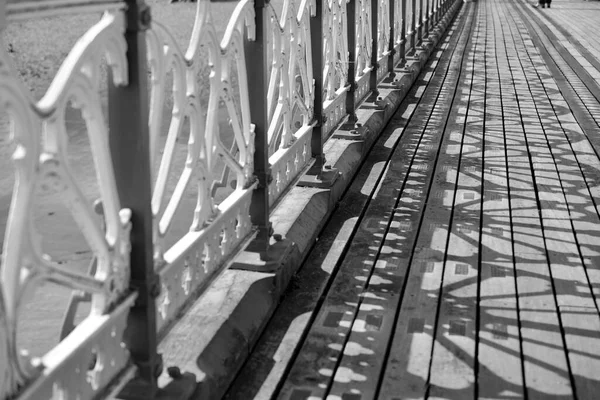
[147,0,258,335]
[0,10,134,399]
[376,0,391,82]
[266,0,316,205]
[322,0,349,137]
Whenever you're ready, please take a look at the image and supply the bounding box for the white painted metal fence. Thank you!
[0,0,454,397]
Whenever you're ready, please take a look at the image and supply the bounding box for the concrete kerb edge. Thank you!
[154,3,463,398]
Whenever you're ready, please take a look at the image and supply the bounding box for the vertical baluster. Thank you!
[346,0,357,122]
[417,0,423,45]
[245,0,272,253]
[108,1,161,398]
[424,0,430,38]
[388,0,395,74]
[370,0,378,94]
[400,0,406,66]
[442,0,447,20]
[409,0,416,53]
[432,0,436,32]
[309,0,325,168]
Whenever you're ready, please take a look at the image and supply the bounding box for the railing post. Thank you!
[108,1,161,398]
[417,0,423,45]
[409,0,416,54]
[396,0,406,62]
[309,0,325,168]
[346,0,357,122]
[399,0,406,66]
[245,0,272,254]
[424,0,430,38]
[388,0,395,74]
[370,0,379,94]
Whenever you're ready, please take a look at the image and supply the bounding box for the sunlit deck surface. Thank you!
[225,0,600,398]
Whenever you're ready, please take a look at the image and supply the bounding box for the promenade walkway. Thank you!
[225,0,600,399]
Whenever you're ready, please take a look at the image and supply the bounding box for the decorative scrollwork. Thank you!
[323,0,349,101]
[0,11,132,399]
[393,0,404,65]
[148,0,258,335]
[266,0,316,155]
[148,0,256,262]
[376,0,391,82]
[406,0,415,45]
[355,0,372,81]
[377,0,391,61]
[264,0,316,204]
[394,0,402,45]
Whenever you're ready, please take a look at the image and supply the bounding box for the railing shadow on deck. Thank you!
[233,31,600,399]
[0,0,460,398]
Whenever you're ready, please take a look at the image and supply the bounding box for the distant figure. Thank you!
[537,0,552,8]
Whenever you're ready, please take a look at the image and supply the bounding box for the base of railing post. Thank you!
[117,354,163,399]
[233,238,296,273]
[298,159,341,188]
[119,367,196,400]
[345,111,359,127]
[156,369,197,400]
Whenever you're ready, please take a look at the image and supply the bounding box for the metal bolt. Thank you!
[167,366,182,379]
[93,199,104,216]
[140,8,152,27]
[150,280,161,298]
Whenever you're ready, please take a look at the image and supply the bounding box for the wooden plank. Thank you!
[506,2,600,398]
[224,107,412,400]
[513,31,600,400]
[377,6,478,399]
[476,4,524,397]
[516,2,600,315]
[496,3,574,398]
[427,5,484,397]
[537,91,600,309]
[276,11,467,399]
[326,22,470,395]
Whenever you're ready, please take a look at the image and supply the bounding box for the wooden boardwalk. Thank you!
[226,0,600,399]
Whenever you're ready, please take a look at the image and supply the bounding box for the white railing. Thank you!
[376,0,391,82]
[406,0,415,52]
[146,0,257,335]
[322,0,349,137]
[266,0,315,205]
[0,10,136,399]
[0,0,458,396]
[393,0,404,65]
[353,0,372,106]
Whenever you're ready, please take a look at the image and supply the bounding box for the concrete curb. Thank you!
[156,4,463,399]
